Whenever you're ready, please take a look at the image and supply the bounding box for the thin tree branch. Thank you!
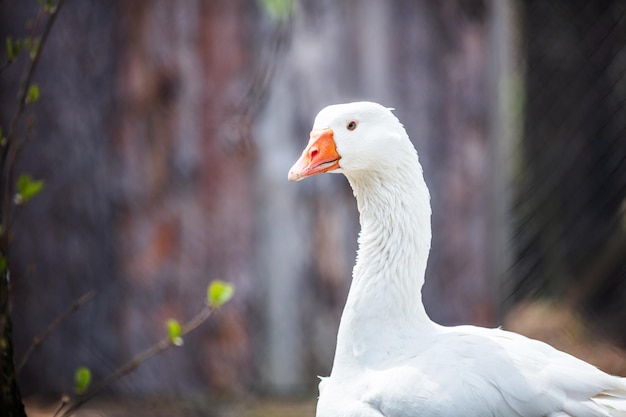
[52,395,70,417]
[6,0,66,149]
[3,117,36,237]
[17,290,96,374]
[0,4,67,412]
[0,60,11,74]
[58,304,217,417]
[1,0,66,251]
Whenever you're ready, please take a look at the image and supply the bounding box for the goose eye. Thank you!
[346,120,358,131]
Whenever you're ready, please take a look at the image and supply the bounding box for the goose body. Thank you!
[288,102,626,417]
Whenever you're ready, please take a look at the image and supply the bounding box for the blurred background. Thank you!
[1,0,625,415]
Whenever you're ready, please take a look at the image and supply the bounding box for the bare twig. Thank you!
[58,304,217,417]
[17,290,96,374]
[52,395,70,417]
[0,60,11,73]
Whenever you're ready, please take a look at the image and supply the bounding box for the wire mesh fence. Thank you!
[509,0,626,346]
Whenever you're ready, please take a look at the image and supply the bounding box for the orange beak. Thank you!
[288,128,341,182]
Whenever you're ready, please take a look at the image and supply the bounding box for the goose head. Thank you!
[288,101,416,182]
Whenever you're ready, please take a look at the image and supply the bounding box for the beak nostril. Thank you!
[290,127,338,180]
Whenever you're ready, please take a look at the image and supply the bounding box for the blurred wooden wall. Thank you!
[4,0,262,397]
[253,0,499,393]
[112,0,258,394]
[3,0,510,399]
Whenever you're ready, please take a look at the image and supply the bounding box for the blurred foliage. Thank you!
[5,36,21,62]
[37,0,58,14]
[258,0,293,21]
[25,83,40,103]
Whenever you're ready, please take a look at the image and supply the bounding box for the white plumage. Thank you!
[288,102,626,417]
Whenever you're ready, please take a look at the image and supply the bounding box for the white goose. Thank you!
[288,101,626,417]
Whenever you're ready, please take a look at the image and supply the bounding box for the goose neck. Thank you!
[333,165,434,368]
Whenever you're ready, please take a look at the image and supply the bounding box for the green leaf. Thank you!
[15,174,44,204]
[0,256,6,275]
[166,319,184,346]
[26,84,40,103]
[74,366,92,394]
[5,37,13,60]
[6,37,21,62]
[258,0,293,21]
[207,280,235,308]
